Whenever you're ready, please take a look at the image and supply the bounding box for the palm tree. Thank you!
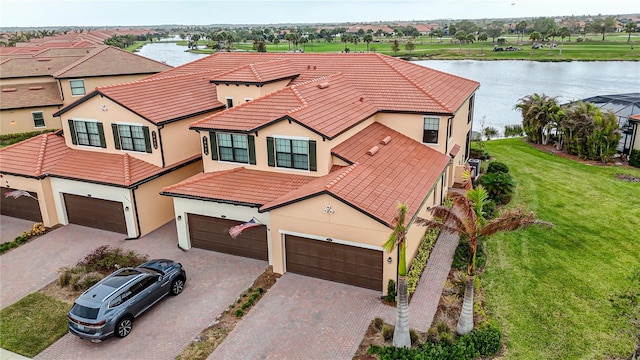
[363,34,373,52]
[529,31,541,51]
[382,203,412,348]
[625,22,638,43]
[416,188,552,334]
[351,35,360,52]
[483,126,499,140]
[515,93,563,145]
[405,41,415,56]
[558,27,571,56]
[454,30,467,53]
[516,20,528,43]
[465,33,476,55]
[391,39,400,54]
[477,32,488,54]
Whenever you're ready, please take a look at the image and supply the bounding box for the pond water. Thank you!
[417,60,640,132]
[136,41,639,133]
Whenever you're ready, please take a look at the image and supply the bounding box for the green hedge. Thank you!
[630,149,640,168]
[0,129,57,147]
[408,228,440,294]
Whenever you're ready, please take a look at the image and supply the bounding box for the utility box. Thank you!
[468,159,481,178]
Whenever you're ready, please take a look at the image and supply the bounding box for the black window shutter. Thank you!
[309,140,317,171]
[68,120,77,145]
[209,131,218,160]
[112,124,121,149]
[142,126,152,153]
[97,123,106,148]
[266,137,275,167]
[248,135,256,165]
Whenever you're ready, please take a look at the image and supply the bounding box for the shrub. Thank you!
[77,245,148,275]
[470,321,502,356]
[234,309,244,318]
[630,149,640,168]
[478,172,515,205]
[385,279,397,303]
[453,239,486,271]
[374,317,384,331]
[486,161,509,174]
[0,129,56,146]
[73,272,103,291]
[469,148,490,160]
[483,199,496,219]
[407,228,439,294]
[382,324,395,342]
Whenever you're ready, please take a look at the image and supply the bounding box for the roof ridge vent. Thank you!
[2,88,17,92]
[29,86,44,90]
[317,82,330,89]
[367,146,380,156]
[380,136,392,145]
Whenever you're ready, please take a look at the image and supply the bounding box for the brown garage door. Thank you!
[1,188,42,222]
[285,235,383,291]
[188,214,268,261]
[63,193,127,234]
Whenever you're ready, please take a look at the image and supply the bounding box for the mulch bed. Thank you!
[530,143,636,170]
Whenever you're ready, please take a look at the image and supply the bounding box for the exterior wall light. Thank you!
[387,257,393,264]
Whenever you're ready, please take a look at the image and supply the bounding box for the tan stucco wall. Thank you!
[1,175,58,227]
[0,105,62,135]
[449,98,473,185]
[268,194,396,292]
[633,123,640,151]
[215,79,290,105]
[171,197,272,261]
[60,75,148,103]
[160,115,212,166]
[135,161,202,236]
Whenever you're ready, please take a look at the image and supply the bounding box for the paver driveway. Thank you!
[210,273,396,360]
[0,219,267,360]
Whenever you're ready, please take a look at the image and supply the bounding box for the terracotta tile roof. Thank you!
[0,133,69,177]
[53,46,171,78]
[191,73,378,139]
[161,167,314,206]
[163,53,477,125]
[90,69,225,124]
[0,81,63,110]
[210,59,299,85]
[0,133,199,186]
[262,123,451,226]
[630,114,640,122]
[0,56,85,78]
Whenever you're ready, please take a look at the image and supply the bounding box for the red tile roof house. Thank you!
[0,68,225,237]
[0,44,171,135]
[157,53,479,293]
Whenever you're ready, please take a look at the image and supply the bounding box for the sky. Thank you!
[0,0,638,28]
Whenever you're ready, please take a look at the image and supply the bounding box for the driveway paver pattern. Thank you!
[0,216,35,243]
[0,219,266,360]
[210,273,395,360]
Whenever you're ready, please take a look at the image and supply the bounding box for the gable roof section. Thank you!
[0,133,199,187]
[191,73,378,139]
[0,56,85,78]
[1,81,63,110]
[210,59,299,85]
[262,123,451,227]
[55,70,225,124]
[161,167,314,207]
[53,46,171,78]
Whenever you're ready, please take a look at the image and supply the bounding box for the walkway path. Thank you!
[408,230,460,332]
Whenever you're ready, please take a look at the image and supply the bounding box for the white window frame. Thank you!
[69,79,86,96]
[32,111,45,128]
[423,116,440,145]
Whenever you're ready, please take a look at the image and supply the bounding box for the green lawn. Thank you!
[481,138,640,359]
[0,292,70,357]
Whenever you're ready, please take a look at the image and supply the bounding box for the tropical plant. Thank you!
[363,34,373,52]
[516,20,528,43]
[465,33,476,55]
[416,188,552,334]
[454,30,467,53]
[625,22,638,43]
[514,93,564,145]
[405,41,415,56]
[561,101,621,162]
[558,27,571,56]
[486,161,509,174]
[382,203,411,348]
[391,39,400,54]
[483,126,498,140]
[477,32,488,54]
[504,124,524,138]
[478,172,516,205]
[529,31,542,50]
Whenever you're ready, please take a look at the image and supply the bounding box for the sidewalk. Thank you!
[408,229,460,332]
[0,348,31,360]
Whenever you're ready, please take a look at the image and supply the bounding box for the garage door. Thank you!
[285,235,383,291]
[188,214,268,261]
[1,188,42,222]
[63,194,127,234]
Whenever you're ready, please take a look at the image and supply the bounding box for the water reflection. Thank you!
[136,42,208,67]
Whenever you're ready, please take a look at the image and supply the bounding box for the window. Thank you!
[218,133,249,163]
[68,120,105,148]
[467,95,475,124]
[209,132,256,165]
[245,98,253,103]
[226,98,234,108]
[266,137,317,171]
[423,117,440,144]
[69,79,86,96]
[32,112,45,128]
[112,124,151,153]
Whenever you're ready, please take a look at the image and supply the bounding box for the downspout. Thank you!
[158,125,166,168]
[124,187,142,240]
[445,115,454,154]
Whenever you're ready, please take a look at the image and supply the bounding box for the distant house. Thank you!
[0,44,171,135]
[628,114,640,154]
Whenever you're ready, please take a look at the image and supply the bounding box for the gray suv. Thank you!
[67,259,186,342]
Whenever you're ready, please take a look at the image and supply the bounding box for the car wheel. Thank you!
[171,277,185,296]
[115,317,133,338]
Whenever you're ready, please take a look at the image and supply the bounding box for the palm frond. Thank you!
[480,209,553,236]
[415,217,466,236]
[383,203,408,252]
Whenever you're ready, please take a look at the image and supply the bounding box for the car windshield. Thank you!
[70,303,99,319]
